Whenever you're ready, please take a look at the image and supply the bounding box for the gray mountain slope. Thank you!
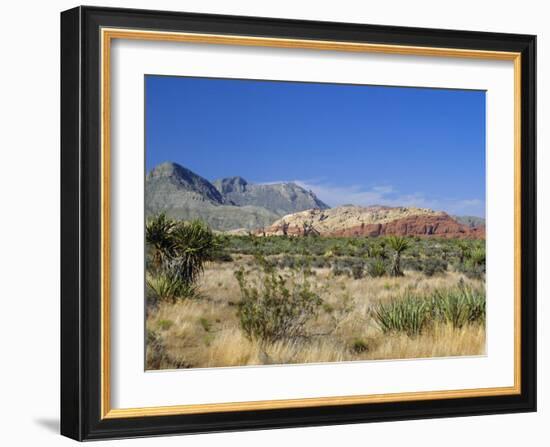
[213,176,329,215]
[452,215,486,228]
[146,162,224,205]
[146,162,322,231]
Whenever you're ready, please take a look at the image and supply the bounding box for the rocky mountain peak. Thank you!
[213,176,248,194]
[212,176,329,215]
[147,161,223,204]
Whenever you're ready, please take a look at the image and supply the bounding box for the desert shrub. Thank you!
[431,287,486,328]
[311,256,329,269]
[454,241,472,264]
[209,251,233,263]
[330,257,365,278]
[469,247,486,266]
[457,260,485,280]
[146,216,222,303]
[199,317,212,332]
[421,258,448,277]
[372,285,486,336]
[146,328,192,370]
[403,258,422,272]
[366,259,387,277]
[235,257,322,344]
[276,254,319,271]
[386,236,411,277]
[167,220,219,284]
[366,242,386,259]
[351,263,364,279]
[372,293,429,336]
[351,338,369,354]
[146,329,167,370]
[146,273,197,303]
[145,213,176,271]
[157,319,173,331]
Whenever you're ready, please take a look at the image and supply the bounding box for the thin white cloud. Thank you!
[257,178,484,217]
[293,180,485,217]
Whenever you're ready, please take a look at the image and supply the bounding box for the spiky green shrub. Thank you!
[386,236,411,277]
[372,285,486,336]
[168,220,219,285]
[146,273,196,303]
[366,259,387,278]
[366,242,387,260]
[469,247,486,267]
[372,293,429,336]
[431,287,486,328]
[145,213,176,271]
[235,256,322,344]
[145,216,221,303]
[455,241,471,264]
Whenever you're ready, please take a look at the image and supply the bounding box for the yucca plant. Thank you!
[386,236,411,277]
[372,293,429,336]
[146,272,196,303]
[145,213,176,270]
[469,247,486,267]
[168,220,219,285]
[431,290,470,328]
[366,242,386,260]
[455,240,471,264]
[431,286,486,328]
[366,259,387,278]
[167,220,217,284]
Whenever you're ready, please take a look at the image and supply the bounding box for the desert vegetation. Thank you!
[145,214,486,370]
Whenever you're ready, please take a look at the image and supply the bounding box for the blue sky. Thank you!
[146,75,486,217]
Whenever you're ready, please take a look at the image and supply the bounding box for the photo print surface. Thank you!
[144,75,486,370]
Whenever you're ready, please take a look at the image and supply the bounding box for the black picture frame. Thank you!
[61,5,536,441]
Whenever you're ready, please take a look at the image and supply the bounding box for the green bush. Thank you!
[145,216,222,304]
[351,338,369,353]
[330,257,365,278]
[351,263,364,279]
[431,287,486,328]
[366,259,387,278]
[199,317,212,332]
[311,256,329,269]
[157,319,173,331]
[235,257,322,344]
[168,220,220,285]
[457,260,485,280]
[372,285,486,336]
[146,273,196,303]
[145,213,176,271]
[372,293,429,336]
[421,258,448,277]
[386,236,411,277]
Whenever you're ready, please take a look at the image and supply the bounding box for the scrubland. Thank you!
[145,218,486,369]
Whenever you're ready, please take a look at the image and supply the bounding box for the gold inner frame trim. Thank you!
[100,27,522,419]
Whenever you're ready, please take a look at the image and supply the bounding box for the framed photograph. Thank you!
[60,6,536,441]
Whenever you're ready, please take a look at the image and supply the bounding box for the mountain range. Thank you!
[145,162,485,238]
[145,162,328,231]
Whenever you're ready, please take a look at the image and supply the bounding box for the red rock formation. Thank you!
[328,215,485,239]
[265,214,484,239]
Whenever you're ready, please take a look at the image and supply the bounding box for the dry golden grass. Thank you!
[146,259,485,370]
